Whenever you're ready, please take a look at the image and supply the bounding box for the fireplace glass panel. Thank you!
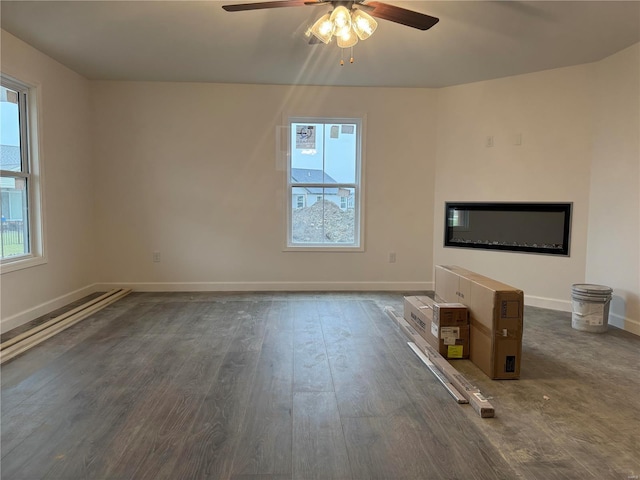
[445,202,572,256]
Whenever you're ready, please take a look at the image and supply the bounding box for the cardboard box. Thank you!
[403,296,469,359]
[433,302,469,327]
[434,265,524,380]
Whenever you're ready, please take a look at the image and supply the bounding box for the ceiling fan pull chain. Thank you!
[340,49,344,66]
[350,46,354,64]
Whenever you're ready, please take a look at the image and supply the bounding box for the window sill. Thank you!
[1,255,47,274]
[284,245,364,253]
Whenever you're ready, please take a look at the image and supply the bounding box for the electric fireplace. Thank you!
[444,202,572,256]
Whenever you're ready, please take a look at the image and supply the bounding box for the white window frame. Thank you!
[1,74,45,274]
[285,116,365,252]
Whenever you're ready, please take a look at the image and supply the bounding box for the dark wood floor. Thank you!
[1,292,639,480]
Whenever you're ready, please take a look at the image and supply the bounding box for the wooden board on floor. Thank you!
[385,306,495,418]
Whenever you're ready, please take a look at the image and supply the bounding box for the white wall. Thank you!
[0,30,96,331]
[586,43,640,335]
[433,64,594,310]
[2,28,637,336]
[90,82,436,291]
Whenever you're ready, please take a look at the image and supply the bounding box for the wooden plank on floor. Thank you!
[341,415,438,480]
[0,289,131,364]
[386,306,495,418]
[166,349,262,479]
[407,342,468,403]
[293,328,333,392]
[292,392,352,480]
[230,305,294,477]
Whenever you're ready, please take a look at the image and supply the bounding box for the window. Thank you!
[1,75,43,271]
[287,117,363,249]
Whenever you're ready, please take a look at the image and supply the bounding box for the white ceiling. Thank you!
[1,1,639,88]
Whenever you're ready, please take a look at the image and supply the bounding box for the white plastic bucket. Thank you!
[571,284,612,333]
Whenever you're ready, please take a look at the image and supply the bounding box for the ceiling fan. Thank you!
[222,1,439,60]
[221,1,439,32]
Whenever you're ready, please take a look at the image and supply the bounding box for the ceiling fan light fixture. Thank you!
[310,13,333,44]
[223,0,440,66]
[351,9,377,40]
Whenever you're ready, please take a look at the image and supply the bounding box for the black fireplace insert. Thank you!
[444,202,572,256]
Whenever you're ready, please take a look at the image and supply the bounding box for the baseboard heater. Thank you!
[0,288,131,364]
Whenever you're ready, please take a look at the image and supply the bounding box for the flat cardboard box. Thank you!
[434,265,524,379]
[403,296,469,359]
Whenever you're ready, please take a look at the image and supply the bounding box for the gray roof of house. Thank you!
[291,168,338,195]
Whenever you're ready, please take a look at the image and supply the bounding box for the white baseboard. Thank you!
[609,312,640,336]
[1,283,99,334]
[524,295,572,312]
[4,282,637,337]
[95,281,434,293]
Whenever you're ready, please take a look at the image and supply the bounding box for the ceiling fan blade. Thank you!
[365,1,439,30]
[222,0,308,12]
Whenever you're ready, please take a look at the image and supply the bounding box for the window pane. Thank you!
[291,188,324,244]
[0,86,22,172]
[1,178,29,258]
[324,124,357,183]
[291,189,355,245]
[327,187,355,244]
[291,123,324,183]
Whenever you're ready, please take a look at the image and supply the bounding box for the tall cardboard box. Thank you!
[435,265,524,379]
[403,296,469,359]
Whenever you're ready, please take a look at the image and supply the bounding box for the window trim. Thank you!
[1,74,46,274]
[284,116,365,252]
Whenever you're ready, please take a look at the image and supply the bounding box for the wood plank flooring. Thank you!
[1,292,639,480]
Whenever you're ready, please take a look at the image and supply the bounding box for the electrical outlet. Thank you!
[389,252,396,263]
[153,251,161,263]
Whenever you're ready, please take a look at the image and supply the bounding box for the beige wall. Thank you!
[432,44,640,335]
[433,65,594,310]
[0,30,96,331]
[90,82,436,290]
[2,27,638,335]
[587,43,640,335]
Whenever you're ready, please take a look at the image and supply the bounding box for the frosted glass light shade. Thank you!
[352,10,378,40]
[336,28,359,48]
[330,6,352,35]
[310,13,333,44]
